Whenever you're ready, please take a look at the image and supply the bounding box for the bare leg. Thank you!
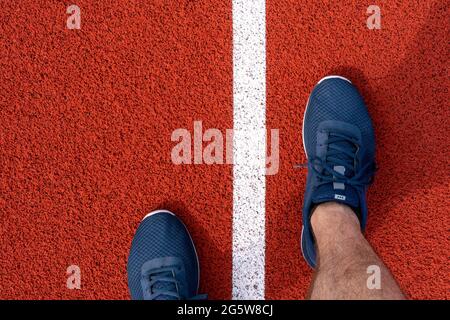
[308,202,405,300]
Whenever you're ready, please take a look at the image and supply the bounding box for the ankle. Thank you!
[310,202,361,239]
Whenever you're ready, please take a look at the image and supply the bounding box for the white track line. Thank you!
[232,0,266,300]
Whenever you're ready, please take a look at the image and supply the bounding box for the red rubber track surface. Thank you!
[0,0,449,300]
[0,1,232,299]
[266,0,449,299]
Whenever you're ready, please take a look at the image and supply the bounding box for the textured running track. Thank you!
[0,1,233,299]
[0,1,449,299]
[265,0,449,299]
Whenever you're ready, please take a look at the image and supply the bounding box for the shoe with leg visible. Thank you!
[301,75,377,268]
[127,210,206,300]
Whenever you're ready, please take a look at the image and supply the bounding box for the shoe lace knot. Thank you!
[308,131,376,187]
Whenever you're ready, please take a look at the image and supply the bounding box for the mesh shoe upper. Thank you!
[301,76,376,268]
[127,211,200,300]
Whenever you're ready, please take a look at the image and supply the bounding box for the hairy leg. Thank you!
[308,202,405,300]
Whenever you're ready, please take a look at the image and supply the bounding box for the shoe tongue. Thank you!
[152,271,178,300]
[312,182,360,209]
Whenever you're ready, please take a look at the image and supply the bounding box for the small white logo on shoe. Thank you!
[334,194,346,201]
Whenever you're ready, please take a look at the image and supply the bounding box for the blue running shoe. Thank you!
[301,75,377,268]
[127,210,206,300]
